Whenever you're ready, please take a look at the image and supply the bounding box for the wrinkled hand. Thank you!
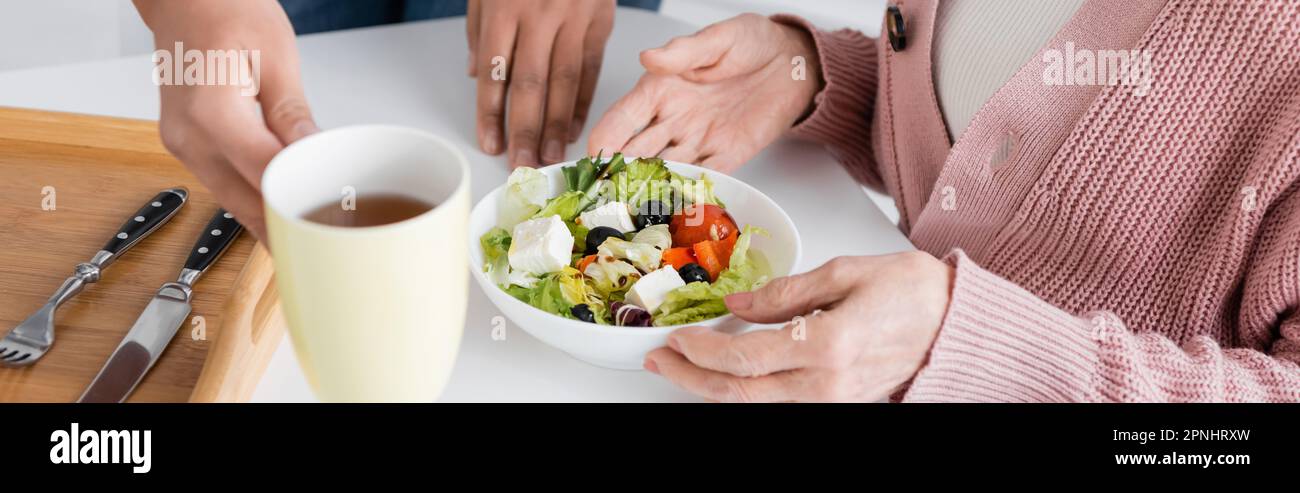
[588,14,822,172]
[135,0,316,242]
[468,0,615,168]
[644,252,955,402]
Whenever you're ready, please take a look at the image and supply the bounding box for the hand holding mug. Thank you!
[134,0,318,242]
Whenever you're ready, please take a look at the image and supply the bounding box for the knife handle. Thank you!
[184,209,244,276]
[100,188,188,263]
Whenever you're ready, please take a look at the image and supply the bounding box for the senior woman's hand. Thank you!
[588,14,823,172]
[644,252,955,402]
[468,0,616,167]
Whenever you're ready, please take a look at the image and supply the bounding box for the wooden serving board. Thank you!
[0,107,285,402]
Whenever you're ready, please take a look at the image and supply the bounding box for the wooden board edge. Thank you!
[0,106,166,155]
[188,244,286,402]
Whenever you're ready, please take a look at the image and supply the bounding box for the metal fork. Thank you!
[0,188,188,367]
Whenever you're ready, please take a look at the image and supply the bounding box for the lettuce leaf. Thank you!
[654,297,728,325]
[715,224,764,281]
[574,153,627,213]
[480,227,513,286]
[654,225,768,325]
[505,273,570,318]
[669,171,724,208]
[498,167,548,229]
[506,267,592,320]
[613,157,671,207]
[480,227,512,264]
[566,221,588,252]
[562,155,601,192]
[555,266,601,307]
[532,190,585,222]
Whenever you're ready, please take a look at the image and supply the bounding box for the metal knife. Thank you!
[78,209,243,402]
[0,187,188,368]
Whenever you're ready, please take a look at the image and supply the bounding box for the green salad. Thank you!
[480,153,769,326]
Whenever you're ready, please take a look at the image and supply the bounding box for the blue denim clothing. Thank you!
[280,0,661,35]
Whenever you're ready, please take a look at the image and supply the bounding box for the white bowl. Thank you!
[468,160,802,370]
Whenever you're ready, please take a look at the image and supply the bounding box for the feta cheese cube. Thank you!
[579,201,636,233]
[508,215,573,275]
[625,266,686,314]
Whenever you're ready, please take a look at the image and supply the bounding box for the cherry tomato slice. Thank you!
[670,204,737,248]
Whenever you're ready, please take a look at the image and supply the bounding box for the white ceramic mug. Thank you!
[262,125,469,402]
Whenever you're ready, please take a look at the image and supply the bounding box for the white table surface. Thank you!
[0,9,912,402]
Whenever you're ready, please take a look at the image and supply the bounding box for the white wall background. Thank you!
[0,0,149,71]
[0,0,886,71]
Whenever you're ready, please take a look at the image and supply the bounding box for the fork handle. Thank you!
[46,274,89,308]
[99,188,188,265]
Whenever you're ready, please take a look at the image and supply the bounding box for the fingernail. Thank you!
[644,357,660,375]
[569,118,584,142]
[725,292,754,311]
[543,139,564,164]
[512,148,536,168]
[481,130,500,155]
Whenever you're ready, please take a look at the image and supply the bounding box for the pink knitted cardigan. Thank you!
[777,0,1300,402]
